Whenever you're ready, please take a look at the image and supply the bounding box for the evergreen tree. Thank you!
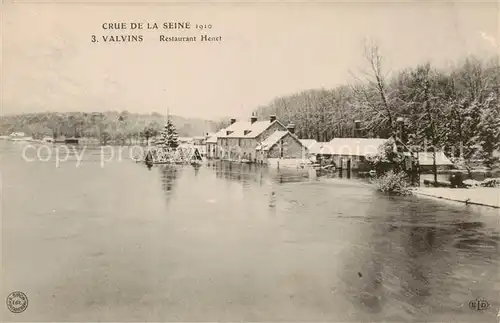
[476,93,500,167]
[157,119,179,149]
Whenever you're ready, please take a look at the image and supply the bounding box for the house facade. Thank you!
[206,133,218,159]
[318,138,392,171]
[216,115,290,162]
[299,139,332,162]
[256,128,308,163]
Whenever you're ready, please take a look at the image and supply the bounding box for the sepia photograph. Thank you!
[1,0,499,322]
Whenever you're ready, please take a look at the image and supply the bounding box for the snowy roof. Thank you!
[311,142,330,154]
[300,139,334,155]
[319,138,390,157]
[300,139,317,148]
[418,151,454,166]
[206,135,218,143]
[256,130,307,151]
[217,120,286,139]
[256,131,288,151]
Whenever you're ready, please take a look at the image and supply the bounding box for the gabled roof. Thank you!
[256,131,288,151]
[306,141,330,155]
[213,121,243,138]
[301,139,331,155]
[418,151,454,166]
[319,138,390,157]
[300,139,317,148]
[206,135,218,143]
[217,120,287,139]
[256,130,307,151]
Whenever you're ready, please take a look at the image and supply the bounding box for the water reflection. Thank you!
[452,221,499,253]
[339,191,500,321]
[193,164,200,176]
[212,161,268,186]
[3,141,499,322]
[146,160,500,321]
[159,165,180,205]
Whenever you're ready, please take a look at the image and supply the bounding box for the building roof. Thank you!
[300,139,333,155]
[256,131,288,151]
[206,135,218,143]
[217,120,286,139]
[319,138,390,157]
[418,151,454,166]
[256,130,307,151]
[311,142,330,154]
[300,139,317,148]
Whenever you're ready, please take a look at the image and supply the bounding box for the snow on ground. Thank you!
[414,187,500,209]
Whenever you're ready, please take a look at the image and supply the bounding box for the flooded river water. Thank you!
[1,142,499,322]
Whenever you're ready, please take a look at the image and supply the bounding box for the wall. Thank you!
[214,122,289,162]
[264,133,306,161]
[238,138,258,161]
[256,122,287,143]
[206,143,218,158]
[215,122,287,162]
[327,154,371,171]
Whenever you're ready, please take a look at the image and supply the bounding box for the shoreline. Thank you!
[413,187,500,209]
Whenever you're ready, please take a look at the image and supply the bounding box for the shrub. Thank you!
[480,178,500,187]
[371,170,412,196]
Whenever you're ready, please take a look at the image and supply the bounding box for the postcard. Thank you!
[1,1,499,322]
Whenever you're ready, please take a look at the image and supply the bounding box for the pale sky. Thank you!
[1,1,499,120]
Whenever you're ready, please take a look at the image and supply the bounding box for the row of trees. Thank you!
[0,111,216,145]
[253,43,500,168]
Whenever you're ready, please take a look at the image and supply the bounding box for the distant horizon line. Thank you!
[0,110,232,121]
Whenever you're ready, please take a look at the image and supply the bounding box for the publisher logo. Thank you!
[6,291,28,313]
[469,298,490,311]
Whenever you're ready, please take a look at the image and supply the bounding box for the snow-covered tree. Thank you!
[156,119,179,149]
[476,93,500,167]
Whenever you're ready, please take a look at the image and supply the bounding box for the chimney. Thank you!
[230,118,236,125]
[354,120,362,137]
[269,115,276,123]
[250,114,257,124]
[286,123,295,134]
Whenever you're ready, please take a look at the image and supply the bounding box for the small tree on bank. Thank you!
[143,121,161,145]
[366,137,404,175]
[366,138,414,195]
[372,170,412,196]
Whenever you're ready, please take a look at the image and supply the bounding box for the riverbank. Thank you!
[413,187,500,209]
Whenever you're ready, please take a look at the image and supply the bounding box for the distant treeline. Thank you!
[0,111,217,145]
[253,45,500,167]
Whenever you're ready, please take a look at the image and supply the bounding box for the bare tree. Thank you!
[350,40,397,138]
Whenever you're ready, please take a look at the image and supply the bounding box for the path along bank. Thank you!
[413,187,500,209]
